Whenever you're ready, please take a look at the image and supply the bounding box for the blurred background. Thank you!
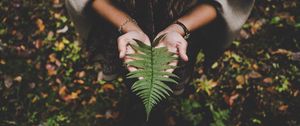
[0,0,299,126]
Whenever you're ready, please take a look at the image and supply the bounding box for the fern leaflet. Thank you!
[126,35,179,121]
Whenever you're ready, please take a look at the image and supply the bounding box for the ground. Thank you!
[0,0,300,126]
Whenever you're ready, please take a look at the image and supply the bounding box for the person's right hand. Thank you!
[117,31,151,72]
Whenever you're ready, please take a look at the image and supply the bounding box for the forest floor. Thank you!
[0,0,300,126]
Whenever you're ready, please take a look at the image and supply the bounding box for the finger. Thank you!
[124,45,138,72]
[154,32,164,41]
[166,59,178,73]
[177,41,189,61]
[117,37,128,59]
[125,57,138,72]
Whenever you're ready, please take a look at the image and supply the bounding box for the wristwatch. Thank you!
[174,21,190,39]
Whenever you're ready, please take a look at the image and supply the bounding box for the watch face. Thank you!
[184,33,190,39]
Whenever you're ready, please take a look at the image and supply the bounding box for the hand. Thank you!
[154,24,189,73]
[155,24,189,61]
[117,31,151,71]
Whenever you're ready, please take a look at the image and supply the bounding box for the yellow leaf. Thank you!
[211,62,218,69]
[55,41,65,51]
[36,18,45,32]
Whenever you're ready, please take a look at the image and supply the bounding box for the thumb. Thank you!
[177,41,189,62]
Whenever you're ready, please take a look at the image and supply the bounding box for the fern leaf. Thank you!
[126,35,178,121]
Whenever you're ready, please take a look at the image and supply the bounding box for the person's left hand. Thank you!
[154,24,189,72]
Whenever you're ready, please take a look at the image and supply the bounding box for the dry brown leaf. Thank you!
[34,39,43,49]
[102,83,115,91]
[14,76,22,82]
[49,53,57,63]
[224,93,239,107]
[252,64,259,70]
[278,105,288,111]
[248,71,262,79]
[77,71,86,78]
[46,64,57,76]
[88,96,97,104]
[271,49,291,55]
[59,86,67,96]
[4,75,13,88]
[95,114,105,119]
[52,0,60,4]
[236,75,245,85]
[74,79,85,85]
[263,77,273,83]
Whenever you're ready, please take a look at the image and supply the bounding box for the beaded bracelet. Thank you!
[118,18,137,33]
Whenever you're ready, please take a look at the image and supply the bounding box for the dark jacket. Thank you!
[65,0,254,74]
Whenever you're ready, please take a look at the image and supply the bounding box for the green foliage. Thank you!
[179,99,203,126]
[209,104,229,126]
[126,35,178,120]
[0,0,300,125]
[43,113,70,126]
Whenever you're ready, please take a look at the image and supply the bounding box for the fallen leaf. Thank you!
[46,64,57,76]
[88,96,97,104]
[59,86,67,96]
[252,64,259,70]
[271,49,291,55]
[55,41,65,51]
[224,93,239,107]
[236,75,245,85]
[49,53,57,63]
[95,114,105,119]
[56,26,68,34]
[14,76,22,82]
[74,79,84,85]
[102,83,115,91]
[36,18,45,32]
[29,82,36,89]
[278,105,288,111]
[52,0,60,4]
[0,59,6,65]
[41,92,48,98]
[290,52,300,61]
[34,39,43,49]
[4,75,13,88]
[263,77,273,83]
[248,71,262,79]
[77,71,86,78]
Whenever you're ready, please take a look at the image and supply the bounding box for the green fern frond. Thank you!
[126,35,178,121]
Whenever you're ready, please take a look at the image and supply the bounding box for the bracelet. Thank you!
[118,18,137,33]
[174,21,190,39]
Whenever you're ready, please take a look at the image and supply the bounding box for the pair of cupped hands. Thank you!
[117,24,189,72]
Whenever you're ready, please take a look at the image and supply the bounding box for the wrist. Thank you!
[173,20,191,39]
[164,24,185,36]
[122,24,143,33]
